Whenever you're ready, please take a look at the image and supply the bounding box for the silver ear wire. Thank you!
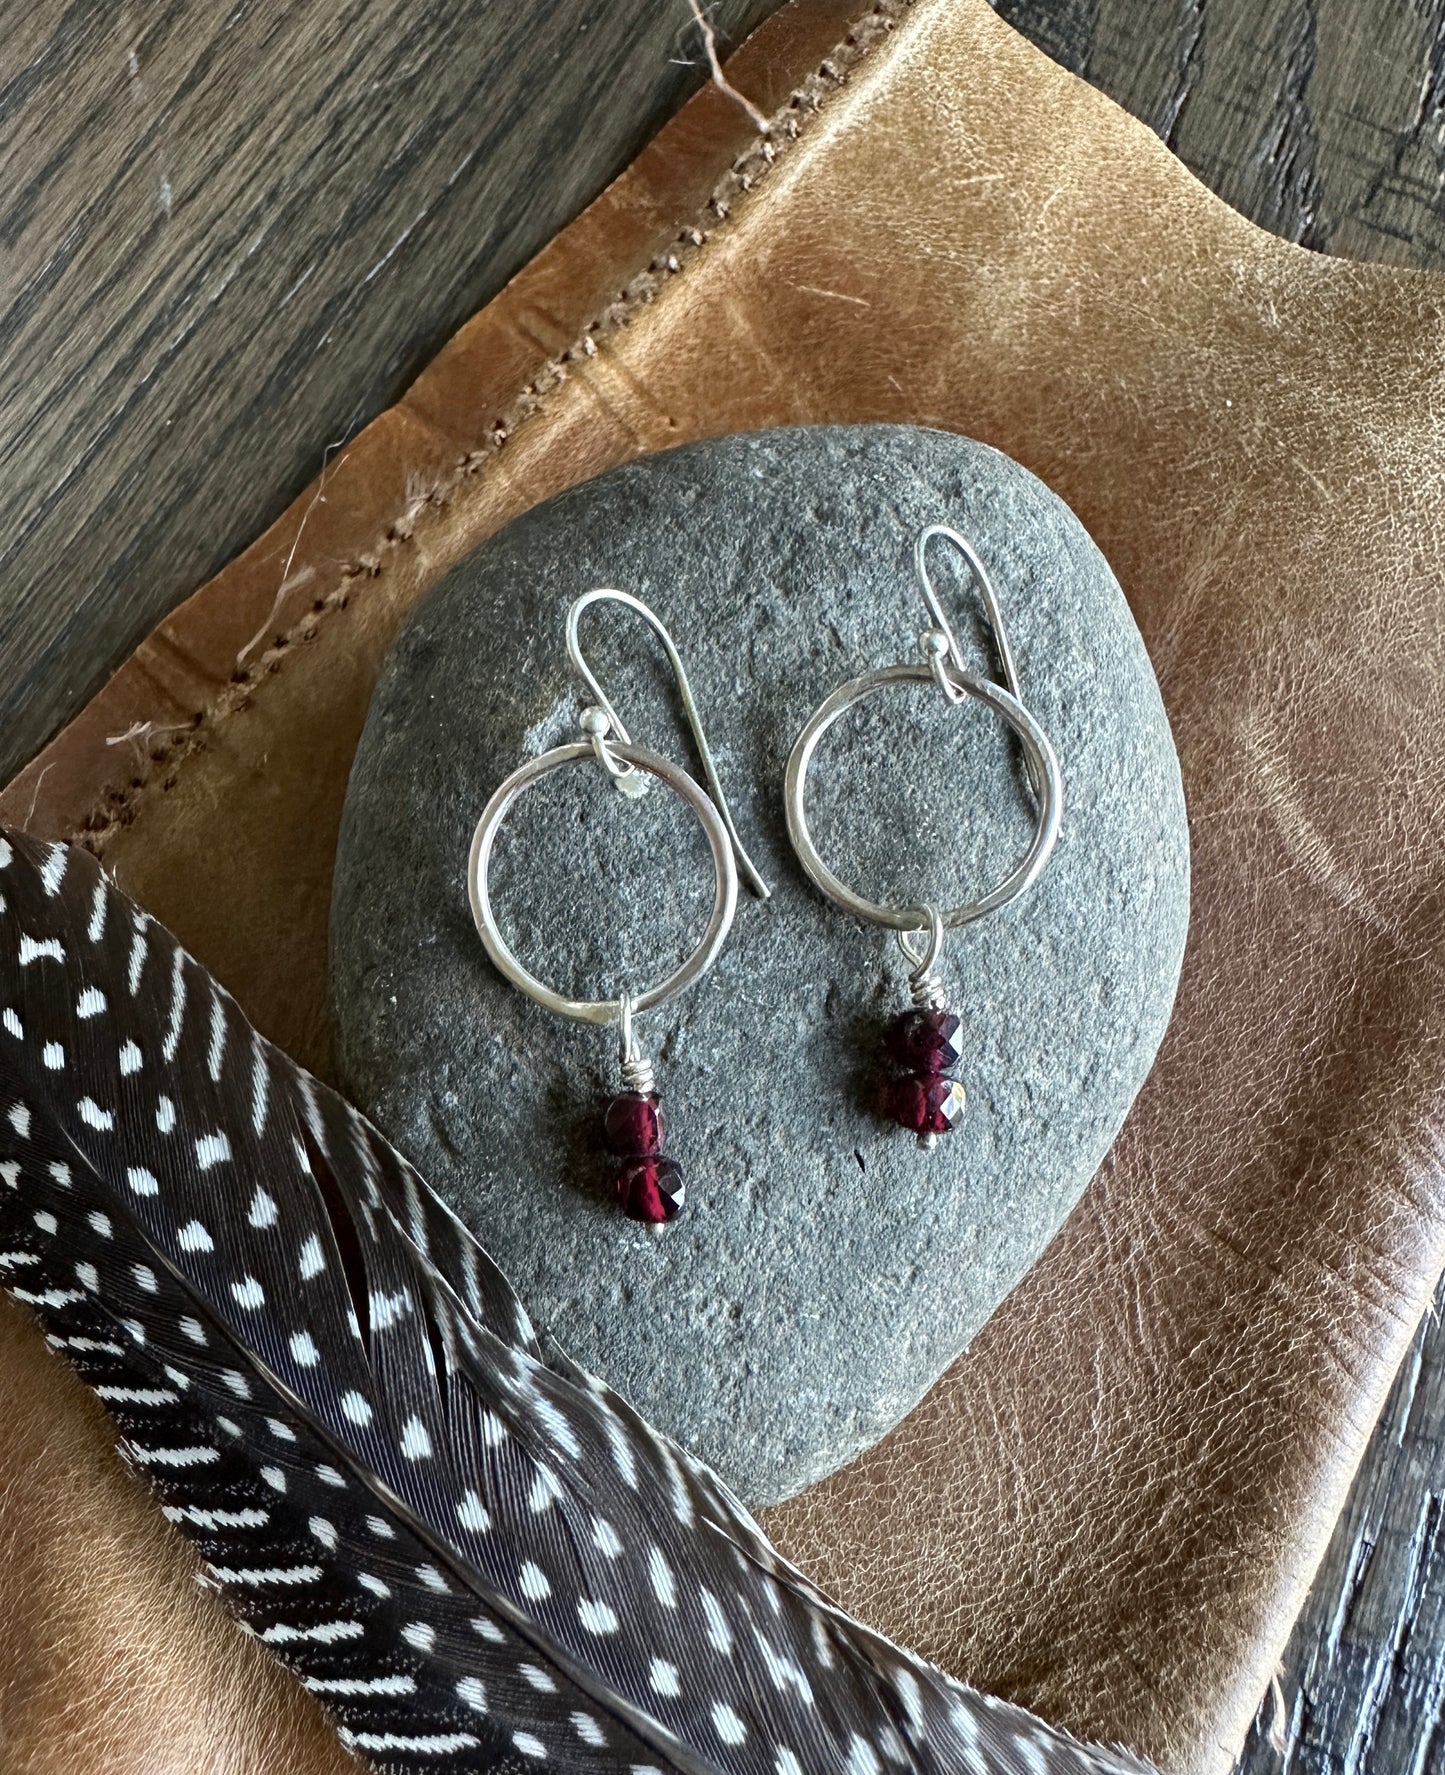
[566,588,770,901]
[914,525,1043,801]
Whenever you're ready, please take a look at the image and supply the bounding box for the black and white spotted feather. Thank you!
[0,827,1149,1775]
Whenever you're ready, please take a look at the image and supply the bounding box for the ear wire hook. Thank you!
[913,524,1044,802]
[566,587,771,901]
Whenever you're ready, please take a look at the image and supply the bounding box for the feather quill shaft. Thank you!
[0,828,1151,1775]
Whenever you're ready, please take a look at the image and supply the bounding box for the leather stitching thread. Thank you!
[78,0,914,855]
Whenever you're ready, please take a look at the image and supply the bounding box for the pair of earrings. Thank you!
[468,527,1063,1224]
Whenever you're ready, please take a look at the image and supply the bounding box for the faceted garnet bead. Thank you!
[615,1156,685,1224]
[604,1090,665,1156]
[881,1073,967,1137]
[884,1008,964,1072]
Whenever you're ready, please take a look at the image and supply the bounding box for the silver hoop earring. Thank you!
[784,526,1064,1148]
[469,589,768,1223]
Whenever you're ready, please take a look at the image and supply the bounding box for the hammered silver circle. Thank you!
[469,739,738,1025]
[783,661,1063,933]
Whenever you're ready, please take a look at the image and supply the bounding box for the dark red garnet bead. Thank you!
[604,1091,665,1157]
[885,1008,964,1073]
[615,1156,686,1224]
[881,1073,967,1136]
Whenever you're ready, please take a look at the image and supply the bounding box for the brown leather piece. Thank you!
[5,0,1445,1771]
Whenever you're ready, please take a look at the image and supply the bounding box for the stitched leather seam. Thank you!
[80,0,916,854]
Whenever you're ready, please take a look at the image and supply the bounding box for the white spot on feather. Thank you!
[87,878,107,942]
[262,1620,362,1645]
[712,1704,747,1746]
[650,1659,681,1697]
[340,1391,372,1426]
[177,1220,213,1253]
[518,1561,551,1601]
[701,1588,733,1654]
[195,1132,231,1170]
[128,930,147,997]
[457,1491,490,1533]
[649,1547,677,1608]
[455,1678,487,1712]
[846,1736,883,1775]
[289,1331,319,1366]
[119,1040,142,1076]
[578,1598,618,1635]
[528,1464,562,1512]
[371,1287,411,1329]
[78,1097,112,1131]
[399,1416,432,1460]
[298,1234,326,1279]
[401,1621,435,1651]
[340,1731,479,1755]
[250,1039,269,1133]
[39,847,68,896]
[534,1396,582,1457]
[76,987,106,1019]
[207,995,226,1081]
[8,1103,30,1137]
[232,1275,265,1309]
[163,950,186,1061]
[18,936,64,966]
[41,1043,63,1070]
[247,1188,277,1229]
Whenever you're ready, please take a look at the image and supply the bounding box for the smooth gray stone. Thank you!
[331,425,1190,1508]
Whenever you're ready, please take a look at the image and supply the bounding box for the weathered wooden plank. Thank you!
[0,0,777,782]
[1236,1275,1445,1774]
[1005,0,1445,263]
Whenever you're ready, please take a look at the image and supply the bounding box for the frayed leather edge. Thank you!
[76,0,916,857]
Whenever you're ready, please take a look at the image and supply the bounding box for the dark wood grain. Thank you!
[1235,1274,1445,1774]
[1002,0,1445,263]
[0,0,777,783]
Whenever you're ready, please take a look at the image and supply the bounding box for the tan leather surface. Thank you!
[6,0,1445,1771]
